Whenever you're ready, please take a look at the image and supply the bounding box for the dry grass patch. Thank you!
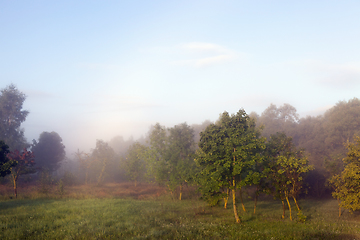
[0,182,167,200]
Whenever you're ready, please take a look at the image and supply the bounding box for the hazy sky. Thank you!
[1,1,360,154]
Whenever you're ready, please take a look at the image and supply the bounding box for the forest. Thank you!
[1,84,360,225]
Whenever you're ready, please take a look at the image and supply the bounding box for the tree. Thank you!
[330,136,360,214]
[323,99,360,157]
[144,123,196,200]
[166,123,196,200]
[0,141,16,177]
[257,103,299,139]
[145,123,168,184]
[195,110,265,223]
[264,132,313,220]
[7,149,35,198]
[124,142,147,187]
[0,84,29,150]
[91,140,115,185]
[293,98,360,198]
[32,131,66,173]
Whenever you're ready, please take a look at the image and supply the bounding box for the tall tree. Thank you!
[32,131,66,173]
[0,84,29,150]
[144,123,197,199]
[145,123,168,184]
[195,110,265,223]
[166,123,196,200]
[0,141,16,177]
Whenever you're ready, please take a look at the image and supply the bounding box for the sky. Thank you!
[1,1,360,154]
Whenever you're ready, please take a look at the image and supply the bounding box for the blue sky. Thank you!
[1,1,360,153]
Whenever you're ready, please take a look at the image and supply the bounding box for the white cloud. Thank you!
[181,42,229,54]
[76,63,122,70]
[173,54,235,68]
[172,42,237,68]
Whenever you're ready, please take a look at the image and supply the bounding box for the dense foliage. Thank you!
[0,84,29,150]
[195,110,265,223]
[329,136,360,213]
[32,131,66,173]
[0,141,16,178]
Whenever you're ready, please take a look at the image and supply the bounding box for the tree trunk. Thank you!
[338,199,341,217]
[13,177,17,199]
[239,187,246,212]
[232,148,240,223]
[254,191,258,214]
[179,184,182,200]
[224,188,229,209]
[282,200,285,219]
[286,196,292,221]
[232,188,241,223]
[293,196,300,211]
[97,163,107,186]
[232,179,241,223]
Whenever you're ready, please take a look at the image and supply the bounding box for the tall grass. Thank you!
[1,197,359,239]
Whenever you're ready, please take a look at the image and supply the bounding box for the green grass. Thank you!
[1,197,360,239]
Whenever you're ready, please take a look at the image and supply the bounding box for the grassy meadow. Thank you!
[0,182,360,239]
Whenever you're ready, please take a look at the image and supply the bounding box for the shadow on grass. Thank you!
[301,232,359,240]
[0,199,55,211]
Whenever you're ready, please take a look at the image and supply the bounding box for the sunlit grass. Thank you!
[1,197,359,239]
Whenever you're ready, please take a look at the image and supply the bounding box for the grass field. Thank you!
[0,183,359,239]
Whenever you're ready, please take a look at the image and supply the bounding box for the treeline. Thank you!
[252,99,360,197]
[65,99,360,223]
[1,84,360,223]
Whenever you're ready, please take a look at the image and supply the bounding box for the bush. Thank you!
[57,179,64,196]
[62,171,77,186]
[39,170,53,194]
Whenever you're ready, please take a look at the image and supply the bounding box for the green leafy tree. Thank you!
[145,123,168,184]
[144,123,196,200]
[0,84,29,150]
[195,110,265,223]
[0,141,16,177]
[32,131,66,173]
[166,123,196,200]
[330,136,360,214]
[7,149,36,198]
[264,132,313,221]
[124,142,147,187]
